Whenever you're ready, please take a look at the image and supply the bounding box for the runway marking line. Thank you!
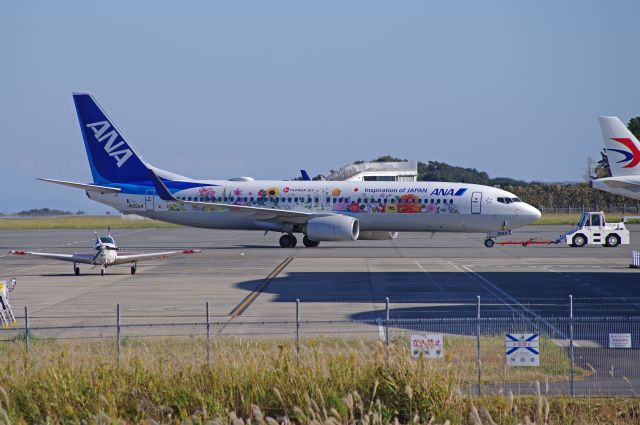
[228,257,294,318]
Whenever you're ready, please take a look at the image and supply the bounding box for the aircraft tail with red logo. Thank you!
[598,116,640,176]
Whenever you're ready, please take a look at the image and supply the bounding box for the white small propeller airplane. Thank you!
[9,230,200,276]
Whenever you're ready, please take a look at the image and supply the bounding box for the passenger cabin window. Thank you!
[188,196,192,201]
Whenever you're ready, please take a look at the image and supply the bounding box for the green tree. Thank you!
[628,116,640,140]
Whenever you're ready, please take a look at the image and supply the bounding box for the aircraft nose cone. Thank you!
[525,204,542,221]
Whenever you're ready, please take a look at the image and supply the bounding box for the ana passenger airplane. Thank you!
[40,94,541,248]
[10,231,200,276]
[593,116,640,200]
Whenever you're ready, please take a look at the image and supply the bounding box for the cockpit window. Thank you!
[511,198,521,203]
[99,237,115,244]
[497,197,505,203]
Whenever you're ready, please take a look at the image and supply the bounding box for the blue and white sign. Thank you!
[506,333,539,366]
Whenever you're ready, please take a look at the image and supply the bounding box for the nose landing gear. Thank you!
[483,230,512,248]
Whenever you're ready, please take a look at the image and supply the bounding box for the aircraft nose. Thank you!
[524,203,542,222]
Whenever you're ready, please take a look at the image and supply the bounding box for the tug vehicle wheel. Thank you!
[572,234,587,247]
[605,234,620,247]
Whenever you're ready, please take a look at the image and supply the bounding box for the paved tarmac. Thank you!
[1,225,640,396]
[1,225,639,327]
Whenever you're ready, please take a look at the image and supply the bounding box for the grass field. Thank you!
[534,213,640,225]
[1,336,634,424]
[0,215,179,230]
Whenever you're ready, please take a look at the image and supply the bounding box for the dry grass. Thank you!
[532,213,640,225]
[0,215,179,230]
[0,336,633,424]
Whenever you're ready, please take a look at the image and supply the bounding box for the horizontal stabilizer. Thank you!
[38,178,121,193]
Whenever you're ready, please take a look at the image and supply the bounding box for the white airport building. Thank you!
[326,161,418,182]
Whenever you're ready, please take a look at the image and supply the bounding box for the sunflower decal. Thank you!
[265,187,280,197]
[385,204,398,213]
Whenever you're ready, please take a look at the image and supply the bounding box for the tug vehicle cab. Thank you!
[564,212,629,247]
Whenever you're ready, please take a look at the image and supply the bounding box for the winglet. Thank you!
[300,170,311,181]
[148,168,178,202]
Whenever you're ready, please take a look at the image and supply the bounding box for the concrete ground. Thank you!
[1,225,639,395]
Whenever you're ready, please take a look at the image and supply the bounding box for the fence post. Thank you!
[385,297,390,366]
[296,299,300,357]
[24,305,29,354]
[116,303,121,368]
[206,301,211,366]
[476,296,481,397]
[569,295,575,397]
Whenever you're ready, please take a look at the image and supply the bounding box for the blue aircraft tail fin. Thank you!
[300,170,311,181]
[73,93,150,184]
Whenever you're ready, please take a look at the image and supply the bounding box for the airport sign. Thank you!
[506,333,539,366]
[609,333,632,349]
[410,334,443,359]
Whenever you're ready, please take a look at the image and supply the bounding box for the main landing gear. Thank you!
[279,234,297,248]
[278,234,321,248]
[73,263,80,276]
[303,236,320,248]
[131,263,137,275]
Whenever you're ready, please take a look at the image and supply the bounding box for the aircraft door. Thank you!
[471,192,482,214]
[145,190,155,211]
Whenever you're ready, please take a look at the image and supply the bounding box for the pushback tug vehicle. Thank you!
[563,211,629,247]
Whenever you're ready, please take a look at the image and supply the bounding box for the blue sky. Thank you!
[1,1,640,213]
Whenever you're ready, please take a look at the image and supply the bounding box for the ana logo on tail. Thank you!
[86,121,133,167]
[609,138,640,168]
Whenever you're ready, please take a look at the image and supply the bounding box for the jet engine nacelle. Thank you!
[306,215,360,241]
[358,231,398,240]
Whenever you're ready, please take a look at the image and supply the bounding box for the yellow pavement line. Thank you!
[228,257,294,318]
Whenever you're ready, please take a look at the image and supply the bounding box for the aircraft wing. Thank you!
[598,179,640,192]
[10,251,96,264]
[148,169,318,224]
[113,249,201,265]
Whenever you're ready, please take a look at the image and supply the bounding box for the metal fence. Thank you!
[538,205,640,215]
[3,297,640,398]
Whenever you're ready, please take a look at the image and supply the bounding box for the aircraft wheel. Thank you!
[605,234,620,247]
[74,267,80,276]
[101,268,105,276]
[303,236,320,247]
[131,265,137,275]
[484,238,495,248]
[572,234,587,247]
[279,234,297,248]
